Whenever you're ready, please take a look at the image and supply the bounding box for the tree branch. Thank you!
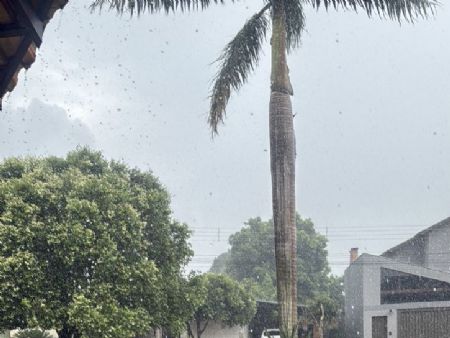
[186,321,195,338]
[199,320,209,336]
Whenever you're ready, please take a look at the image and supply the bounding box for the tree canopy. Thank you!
[210,215,343,325]
[211,215,330,299]
[0,148,193,338]
[186,273,256,338]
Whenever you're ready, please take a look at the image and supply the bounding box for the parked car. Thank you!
[261,329,281,338]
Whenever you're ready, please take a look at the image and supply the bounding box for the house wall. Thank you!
[183,321,248,338]
[384,239,426,267]
[349,255,450,338]
[363,301,450,338]
[425,227,450,272]
[9,330,58,338]
[385,226,450,272]
[360,259,388,338]
[344,262,365,338]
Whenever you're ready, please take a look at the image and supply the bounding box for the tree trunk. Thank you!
[270,1,297,338]
[57,326,80,338]
[195,317,208,338]
[57,327,72,338]
[187,321,195,338]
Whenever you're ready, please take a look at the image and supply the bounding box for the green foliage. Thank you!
[209,252,229,274]
[285,0,305,52]
[0,148,193,338]
[210,215,344,329]
[90,0,225,15]
[208,3,270,134]
[187,273,256,338]
[306,0,436,21]
[212,215,331,301]
[14,329,53,338]
[91,0,436,22]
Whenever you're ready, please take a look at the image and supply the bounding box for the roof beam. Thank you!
[11,0,44,47]
[37,0,54,21]
[0,24,28,38]
[0,35,32,102]
[0,0,16,18]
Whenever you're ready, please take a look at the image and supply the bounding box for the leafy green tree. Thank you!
[210,215,344,333]
[0,148,192,338]
[91,0,435,336]
[211,216,330,300]
[186,273,256,338]
[209,252,229,275]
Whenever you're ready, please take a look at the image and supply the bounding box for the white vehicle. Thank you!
[261,329,281,338]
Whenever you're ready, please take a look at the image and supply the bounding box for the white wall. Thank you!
[426,227,450,272]
[10,330,58,338]
[363,309,396,338]
[184,321,248,338]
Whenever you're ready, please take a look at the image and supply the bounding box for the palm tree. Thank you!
[91,0,435,336]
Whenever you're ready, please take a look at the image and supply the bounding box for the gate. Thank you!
[398,307,450,338]
[372,316,387,338]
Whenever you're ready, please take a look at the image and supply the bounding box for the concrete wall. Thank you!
[10,330,58,338]
[385,226,450,272]
[363,301,450,338]
[344,262,364,338]
[183,321,248,338]
[426,227,450,272]
[346,254,450,338]
[384,239,426,267]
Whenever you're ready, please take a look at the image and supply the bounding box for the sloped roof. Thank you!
[0,0,68,108]
[353,253,450,283]
[382,217,450,257]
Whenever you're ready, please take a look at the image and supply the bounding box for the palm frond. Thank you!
[303,0,437,21]
[285,0,306,52]
[209,4,271,134]
[90,0,226,15]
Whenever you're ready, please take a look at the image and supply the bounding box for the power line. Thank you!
[188,224,428,231]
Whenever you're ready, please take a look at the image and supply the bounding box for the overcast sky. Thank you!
[2,0,450,274]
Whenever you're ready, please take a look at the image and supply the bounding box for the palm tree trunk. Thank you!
[270,1,297,338]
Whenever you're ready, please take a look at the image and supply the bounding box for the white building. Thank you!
[345,217,450,338]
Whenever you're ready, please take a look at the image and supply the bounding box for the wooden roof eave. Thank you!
[0,0,68,108]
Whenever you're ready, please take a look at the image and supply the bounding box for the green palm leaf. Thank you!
[285,0,306,52]
[209,4,271,134]
[90,0,226,14]
[304,0,437,21]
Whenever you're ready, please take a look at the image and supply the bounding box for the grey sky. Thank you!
[2,1,450,274]
[0,99,94,157]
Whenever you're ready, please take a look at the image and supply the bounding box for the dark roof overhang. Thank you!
[0,0,68,108]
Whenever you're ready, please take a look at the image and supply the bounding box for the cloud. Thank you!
[0,99,95,158]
